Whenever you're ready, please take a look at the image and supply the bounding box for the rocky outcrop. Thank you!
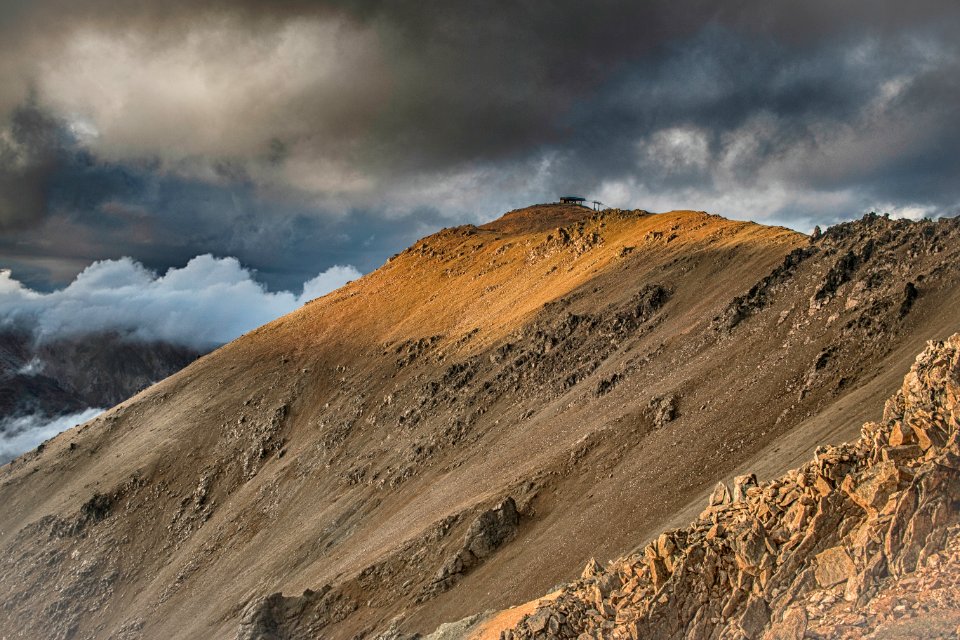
[506,334,960,639]
[236,586,356,640]
[426,498,521,596]
[648,394,677,429]
[715,247,815,332]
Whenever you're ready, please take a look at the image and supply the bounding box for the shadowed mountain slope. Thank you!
[0,329,202,464]
[1,204,959,639]
[0,329,200,417]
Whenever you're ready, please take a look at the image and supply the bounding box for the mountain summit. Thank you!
[2,204,959,639]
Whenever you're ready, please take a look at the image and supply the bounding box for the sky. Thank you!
[1,0,959,301]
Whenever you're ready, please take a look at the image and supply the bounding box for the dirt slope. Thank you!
[0,205,959,639]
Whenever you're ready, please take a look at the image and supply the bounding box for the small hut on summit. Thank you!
[559,195,586,205]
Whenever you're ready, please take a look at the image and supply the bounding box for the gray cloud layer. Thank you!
[0,1,958,288]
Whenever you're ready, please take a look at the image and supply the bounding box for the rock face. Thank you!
[505,334,960,640]
[427,498,521,596]
[235,587,357,640]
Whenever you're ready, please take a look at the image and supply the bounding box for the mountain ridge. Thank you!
[1,205,959,639]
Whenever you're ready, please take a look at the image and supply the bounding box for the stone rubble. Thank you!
[505,334,960,640]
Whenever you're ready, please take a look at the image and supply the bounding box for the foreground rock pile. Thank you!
[506,334,960,639]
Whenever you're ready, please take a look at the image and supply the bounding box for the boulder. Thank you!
[738,597,770,638]
[735,522,769,572]
[763,606,806,640]
[656,533,676,558]
[888,422,916,446]
[710,481,732,506]
[648,394,677,428]
[881,444,923,462]
[733,474,758,502]
[525,609,551,634]
[913,422,947,451]
[647,556,670,589]
[581,558,603,580]
[813,546,855,588]
[464,498,520,559]
[842,461,901,515]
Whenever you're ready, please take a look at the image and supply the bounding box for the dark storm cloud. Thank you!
[0,1,959,289]
[3,0,956,171]
[0,100,68,229]
[550,26,960,185]
[0,125,451,291]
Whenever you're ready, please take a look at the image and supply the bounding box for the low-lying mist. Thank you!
[0,408,103,464]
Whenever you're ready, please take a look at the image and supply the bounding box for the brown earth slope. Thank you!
[0,205,959,639]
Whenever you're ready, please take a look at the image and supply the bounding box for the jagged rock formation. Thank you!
[505,335,960,639]
[427,498,522,597]
[236,586,357,640]
[1,205,959,639]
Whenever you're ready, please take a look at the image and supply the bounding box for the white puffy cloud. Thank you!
[299,265,360,302]
[0,255,360,348]
[870,202,940,221]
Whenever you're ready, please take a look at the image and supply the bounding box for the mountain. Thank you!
[0,329,201,462]
[0,328,83,418]
[0,204,958,639]
[0,329,201,413]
